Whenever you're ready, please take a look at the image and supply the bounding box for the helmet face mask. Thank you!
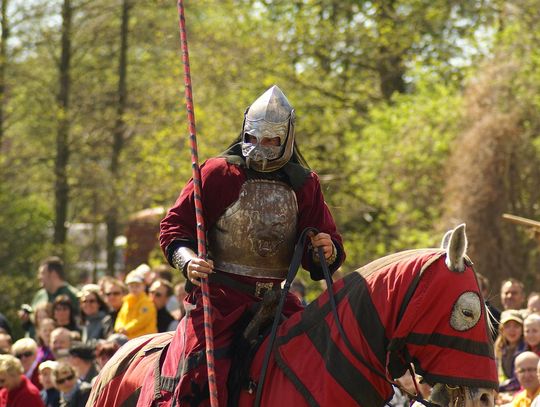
[241,85,295,172]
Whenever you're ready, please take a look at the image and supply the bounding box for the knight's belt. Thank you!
[208,271,281,299]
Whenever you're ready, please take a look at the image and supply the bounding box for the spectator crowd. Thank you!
[0,257,186,407]
[0,257,539,406]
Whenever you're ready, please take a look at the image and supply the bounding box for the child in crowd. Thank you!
[524,313,540,356]
[496,309,527,393]
[35,318,56,365]
[114,269,157,339]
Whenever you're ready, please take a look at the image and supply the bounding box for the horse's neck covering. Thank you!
[360,249,498,389]
[274,249,497,406]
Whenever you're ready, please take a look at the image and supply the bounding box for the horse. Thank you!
[88,224,498,406]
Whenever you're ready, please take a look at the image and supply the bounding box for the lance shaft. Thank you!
[177,1,219,406]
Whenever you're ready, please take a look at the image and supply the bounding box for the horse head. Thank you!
[259,224,497,407]
[382,224,497,406]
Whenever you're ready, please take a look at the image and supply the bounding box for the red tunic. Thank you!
[138,158,345,406]
[0,375,45,407]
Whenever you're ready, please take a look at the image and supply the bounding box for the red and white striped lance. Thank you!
[176,1,219,406]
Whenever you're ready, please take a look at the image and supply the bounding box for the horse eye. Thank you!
[462,309,474,318]
[450,292,481,331]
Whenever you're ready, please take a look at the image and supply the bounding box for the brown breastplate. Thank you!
[208,179,298,279]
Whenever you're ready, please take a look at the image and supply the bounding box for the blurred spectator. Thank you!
[106,333,129,348]
[67,342,98,385]
[149,279,175,332]
[36,318,56,360]
[100,277,127,336]
[152,264,181,314]
[114,269,157,339]
[0,312,11,336]
[291,279,307,306]
[94,341,120,371]
[78,285,109,344]
[34,302,54,331]
[12,337,42,390]
[508,352,540,407]
[528,293,540,314]
[525,314,540,356]
[172,281,187,319]
[152,264,174,283]
[132,263,154,291]
[38,360,60,407]
[531,360,540,407]
[501,278,526,311]
[20,302,53,341]
[497,310,527,392]
[0,334,12,355]
[52,295,81,334]
[50,328,72,362]
[31,257,79,314]
[477,272,501,341]
[52,363,91,407]
[168,282,187,331]
[0,354,44,407]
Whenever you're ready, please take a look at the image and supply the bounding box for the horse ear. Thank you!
[440,230,452,249]
[444,224,468,273]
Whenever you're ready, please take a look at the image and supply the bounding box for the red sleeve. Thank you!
[159,158,245,257]
[295,172,345,277]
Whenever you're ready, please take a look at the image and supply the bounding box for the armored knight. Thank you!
[151,85,345,406]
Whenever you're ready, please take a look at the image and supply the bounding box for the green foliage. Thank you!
[340,75,463,269]
[0,185,52,339]
[3,0,540,314]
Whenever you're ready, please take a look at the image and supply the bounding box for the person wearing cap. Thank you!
[0,354,45,407]
[68,342,98,385]
[52,363,91,407]
[156,86,345,405]
[113,269,157,339]
[38,360,60,407]
[497,309,527,393]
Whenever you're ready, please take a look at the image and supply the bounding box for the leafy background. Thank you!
[1,0,539,336]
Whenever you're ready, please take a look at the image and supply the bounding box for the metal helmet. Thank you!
[241,85,296,172]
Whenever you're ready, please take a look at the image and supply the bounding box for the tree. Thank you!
[106,0,131,275]
[53,0,73,246]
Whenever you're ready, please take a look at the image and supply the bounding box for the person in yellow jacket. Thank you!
[114,270,157,340]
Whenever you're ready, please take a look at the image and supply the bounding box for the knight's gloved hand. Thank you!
[308,232,337,264]
[186,257,214,287]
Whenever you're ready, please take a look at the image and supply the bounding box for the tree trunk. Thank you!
[106,0,130,275]
[376,51,406,100]
[54,0,72,246]
[0,0,8,151]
